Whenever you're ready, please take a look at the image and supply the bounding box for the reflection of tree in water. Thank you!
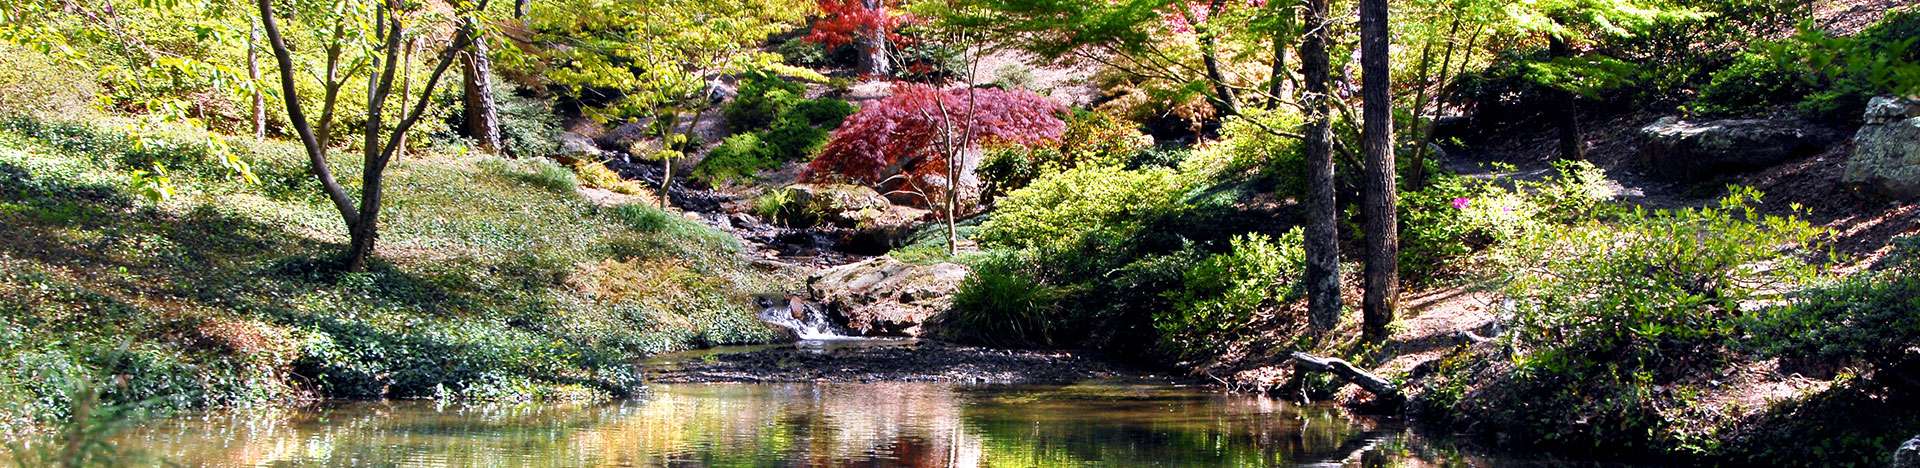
[116,383,1477,466]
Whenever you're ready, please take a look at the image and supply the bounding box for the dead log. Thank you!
[1291,352,1401,401]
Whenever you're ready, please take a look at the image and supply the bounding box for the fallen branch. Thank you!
[1291,352,1401,401]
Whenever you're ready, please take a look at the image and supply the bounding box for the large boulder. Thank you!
[1896,435,1920,468]
[807,257,969,337]
[1844,96,1920,200]
[1639,116,1840,180]
[776,184,930,252]
[552,131,606,165]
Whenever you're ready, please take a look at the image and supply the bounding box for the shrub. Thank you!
[486,157,577,193]
[992,64,1037,92]
[497,82,563,158]
[788,98,855,128]
[1750,237,1920,386]
[944,252,1068,347]
[1494,187,1824,373]
[724,72,806,131]
[1157,231,1306,359]
[0,46,96,118]
[978,166,1186,255]
[775,38,828,67]
[761,118,832,162]
[693,133,779,185]
[1693,45,1818,116]
[573,160,650,195]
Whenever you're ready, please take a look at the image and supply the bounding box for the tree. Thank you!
[1502,0,1700,160]
[462,28,503,154]
[1358,0,1397,341]
[808,0,908,76]
[255,0,484,271]
[1299,0,1340,333]
[805,85,1064,204]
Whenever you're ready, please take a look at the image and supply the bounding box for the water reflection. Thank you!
[117,382,1478,467]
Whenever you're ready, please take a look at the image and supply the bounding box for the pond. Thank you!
[111,381,1501,467]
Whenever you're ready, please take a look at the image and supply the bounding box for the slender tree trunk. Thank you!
[1359,0,1398,342]
[1300,0,1341,332]
[1547,35,1585,161]
[1196,0,1239,116]
[858,0,892,77]
[463,31,503,154]
[1268,27,1291,108]
[396,38,414,157]
[249,22,265,141]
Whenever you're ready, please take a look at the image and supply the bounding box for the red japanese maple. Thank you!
[805,85,1066,191]
[805,0,910,49]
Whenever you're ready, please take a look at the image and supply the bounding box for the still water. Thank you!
[114,382,1492,467]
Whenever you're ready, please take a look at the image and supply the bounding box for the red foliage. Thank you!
[805,85,1066,191]
[806,0,911,48]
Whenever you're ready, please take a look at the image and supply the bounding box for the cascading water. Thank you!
[758,296,851,340]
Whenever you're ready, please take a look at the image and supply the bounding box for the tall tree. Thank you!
[1299,0,1340,332]
[810,0,901,77]
[462,29,503,154]
[256,0,483,271]
[1359,0,1397,341]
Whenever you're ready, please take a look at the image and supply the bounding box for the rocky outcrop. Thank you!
[1844,96,1920,200]
[777,184,930,252]
[807,256,969,337]
[1896,435,1920,468]
[1639,116,1840,180]
[552,131,606,164]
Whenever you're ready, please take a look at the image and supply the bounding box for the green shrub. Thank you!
[761,117,831,162]
[775,38,828,67]
[693,133,779,185]
[992,64,1037,92]
[788,98,855,128]
[1156,230,1306,359]
[1495,187,1824,373]
[0,46,97,118]
[498,85,563,158]
[944,252,1069,347]
[1693,45,1818,116]
[978,166,1186,255]
[974,111,1153,204]
[724,72,805,131]
[1750,237,1920,384]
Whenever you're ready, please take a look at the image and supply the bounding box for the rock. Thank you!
[807,257,969,337]
[705,78,737,105]
[787,184,893,226]
[1845,96,1920,200]
[552,131,604,165]
[1895,435,1920,468]
[599,121,652,153]
[1639,116,1840,180]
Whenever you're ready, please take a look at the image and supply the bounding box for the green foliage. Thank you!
[486,157,578,193]
[787,98,857,128]
[774,37,829,67]
[498,86,563,158]
[974,110,1151,202]
[1695,9,1920,118]
[0,46,96,119]
[1157,231,1305,359]
[991,63,1037,91]
[1750,237,1920,382]
[979,166,1186,255]
[944,253,1068,347]
[725,72,808,130]
[1399,161,1613,282]
[1495,188,1824,373]
[693,133,780,185]
[0,116,781,435]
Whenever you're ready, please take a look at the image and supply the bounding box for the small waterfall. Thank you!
[758,296,850,340]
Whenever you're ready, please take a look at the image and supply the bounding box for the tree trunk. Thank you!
[1359,0,1397,342]
[1269,29,1290,108]
[463,32,503,154]
[858,0,892,77]
[1300,0,1341,332]
[1197,0,1238,116]
[249,22,265,141]
[1548,35,1585,161]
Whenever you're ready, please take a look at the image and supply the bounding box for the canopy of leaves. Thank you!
[805,85,1066,188]
[807,0,913,48]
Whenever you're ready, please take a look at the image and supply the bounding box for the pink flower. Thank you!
[1451,197,1471,210]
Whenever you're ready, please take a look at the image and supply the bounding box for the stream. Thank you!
[113,376,1506,466]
